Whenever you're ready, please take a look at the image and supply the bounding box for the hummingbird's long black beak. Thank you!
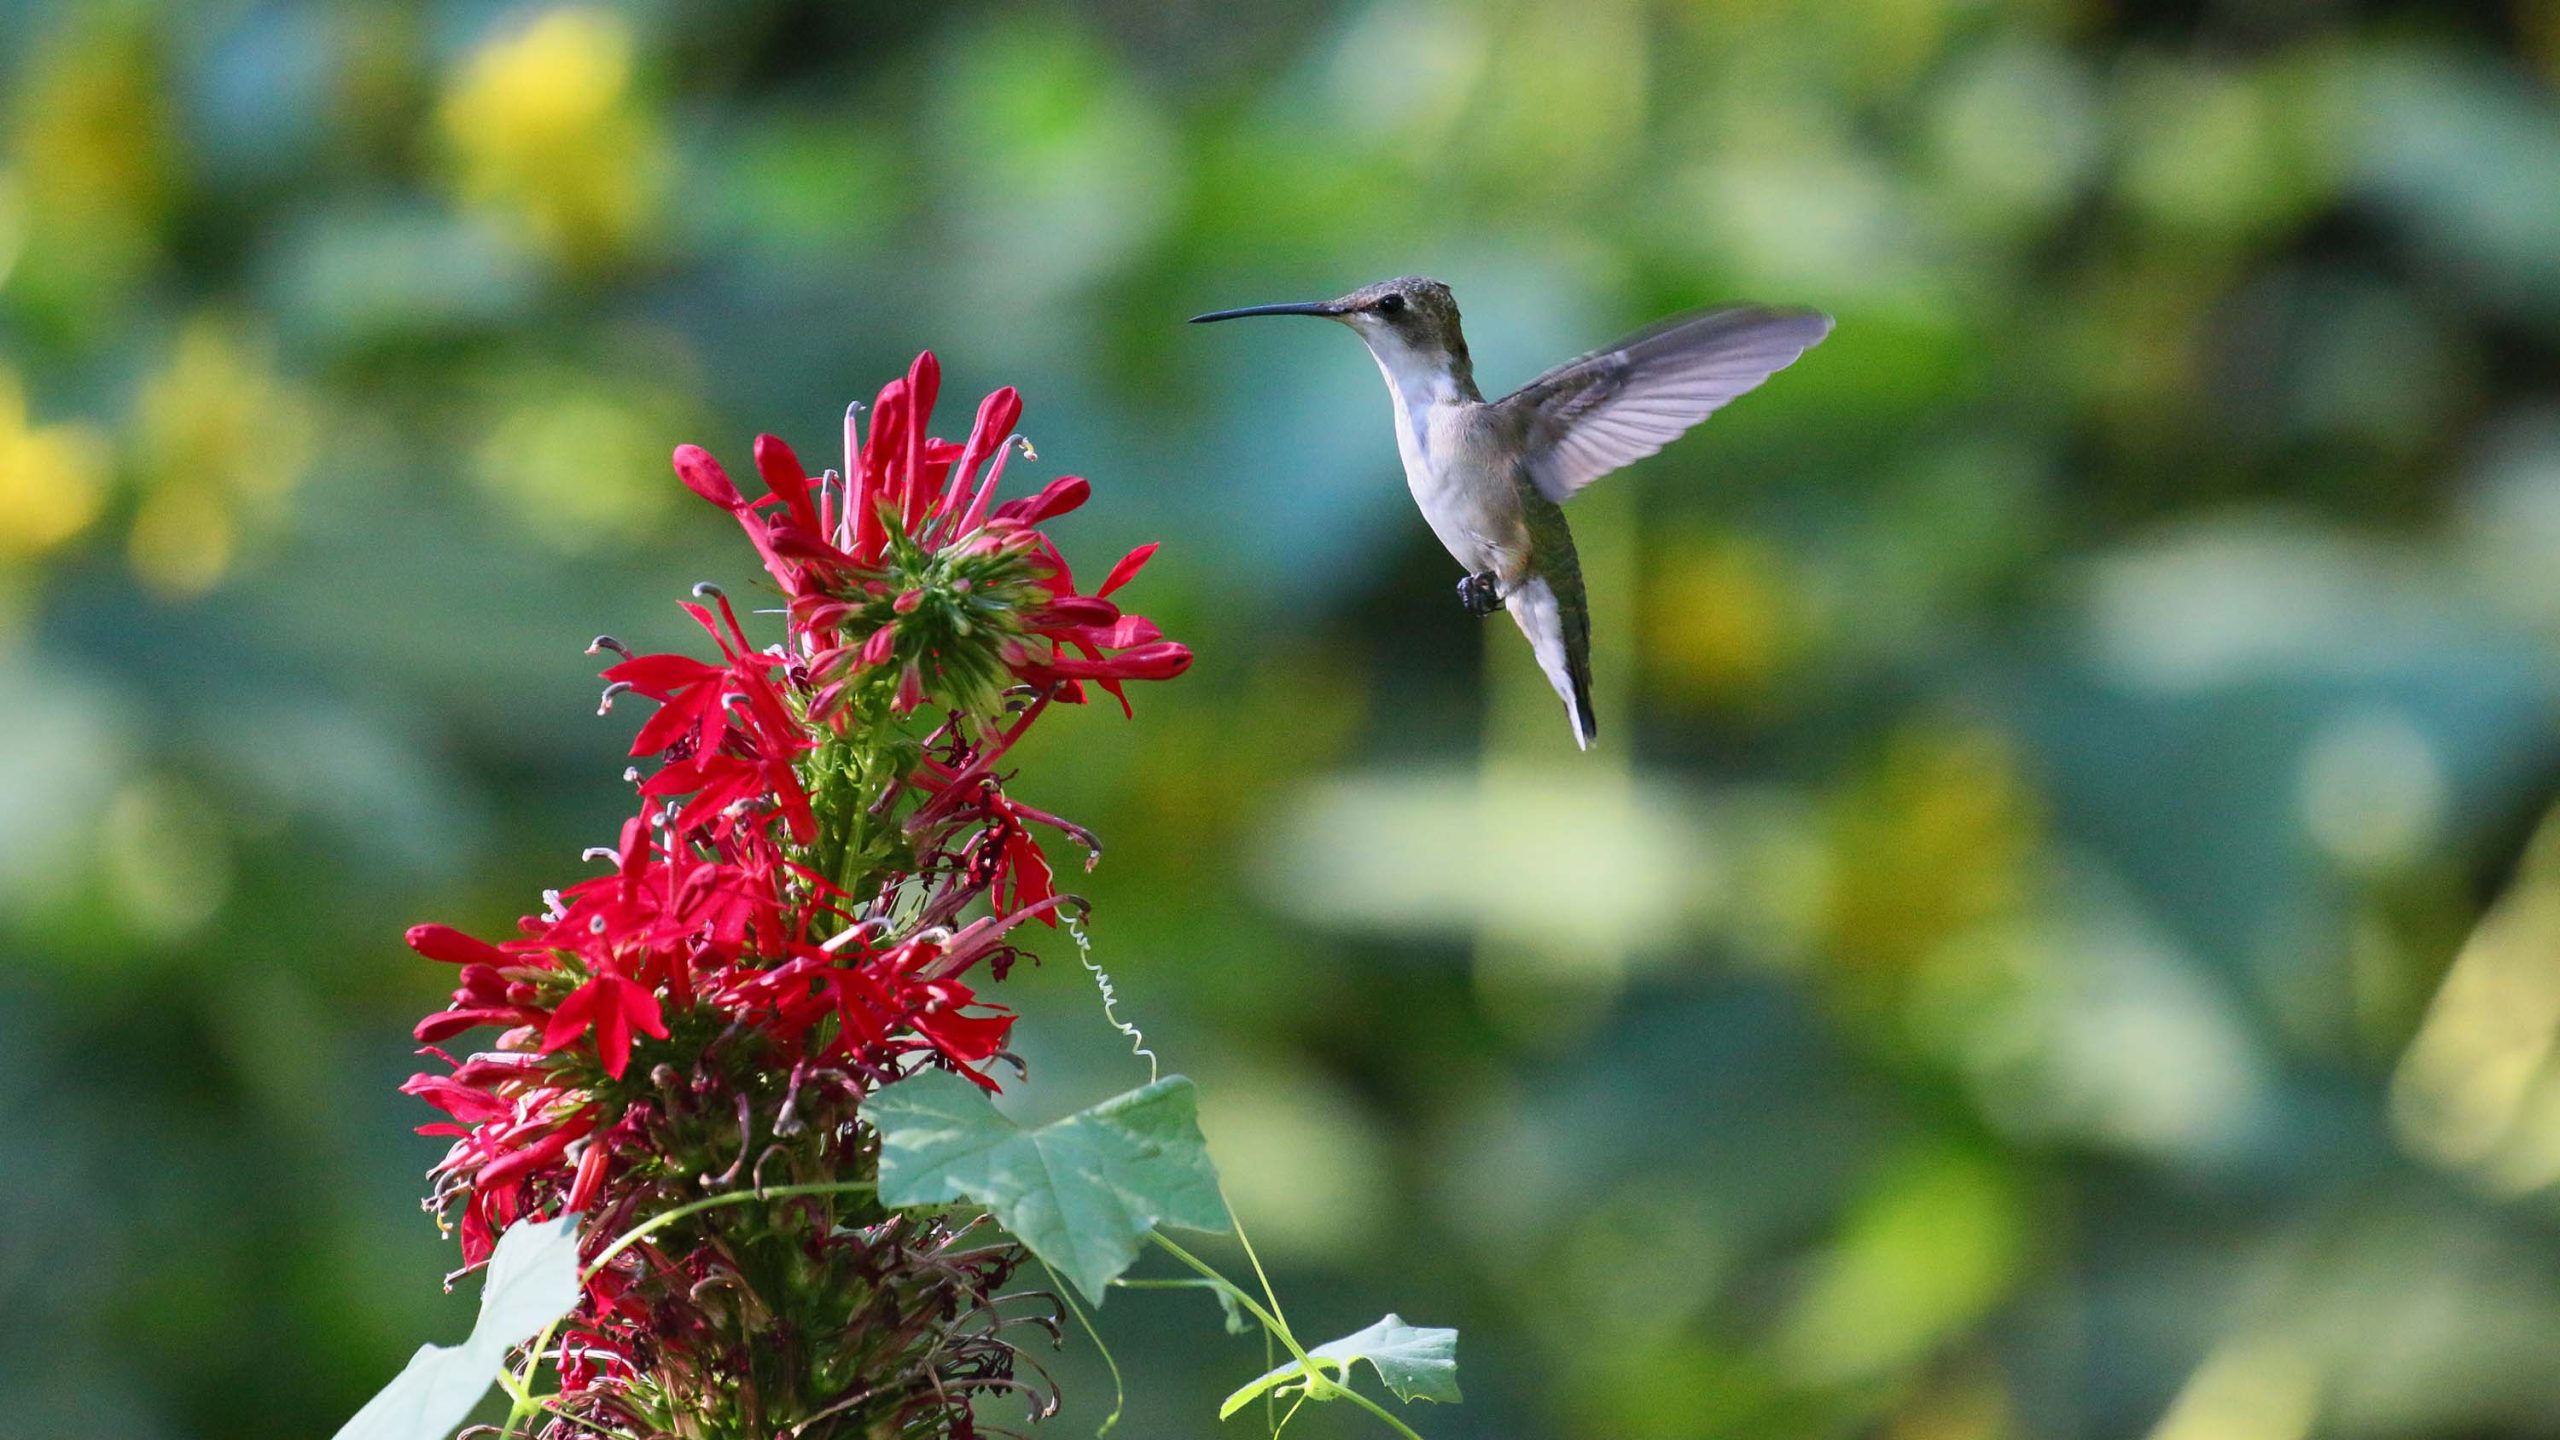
[1188,301,1340,323]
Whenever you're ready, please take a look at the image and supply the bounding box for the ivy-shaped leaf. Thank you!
[333,1211,584,1440]
[1219,1314,1461,1419]
[862,1070,1229,1303]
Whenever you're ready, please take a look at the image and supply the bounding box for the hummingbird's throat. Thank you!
[1361,331,1477,414]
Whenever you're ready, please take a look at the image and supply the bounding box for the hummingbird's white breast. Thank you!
[1359,330,1528,583]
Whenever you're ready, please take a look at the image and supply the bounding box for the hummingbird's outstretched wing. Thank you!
[1496,305,1832,503]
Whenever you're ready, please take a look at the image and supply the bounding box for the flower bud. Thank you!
[672,444,744,510]
[406,923,509,967]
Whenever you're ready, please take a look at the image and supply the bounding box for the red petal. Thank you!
[1036,595,1118,627]
[769,527,852,563]
[937,386,1023,542]
[541,977,605,1055]
[916,1004,1014,1065]
[414,1007,514,1042]
[406,923,508,967]
[900,353,942,531]
[753,433,822,534]
[1042,641,1192,682]
[402,1074,513,1123]
[1097,542,1159,597]
[959,422,1021,534]
[1105,615,1162,647]
[852,388,900,562]
[629,685,716,757]
[1004,829,1056,920]
[993,475,1089,525]
[622,975,670,1041]
[476,1124,576,1192]
[593,1004,631,1078]
[603,652,721,692]
[673,444,743,509]
[967,387,1023,462]
[1113,641,1192,679]
[565,1140,611,1212]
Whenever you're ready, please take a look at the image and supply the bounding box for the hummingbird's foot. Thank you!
[1457,571,1503,618]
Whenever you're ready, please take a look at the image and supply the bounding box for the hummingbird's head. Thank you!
[1191,276,1473,386]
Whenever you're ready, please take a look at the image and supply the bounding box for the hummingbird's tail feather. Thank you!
[1568,648,1597,749]
[1504,575,1597,750]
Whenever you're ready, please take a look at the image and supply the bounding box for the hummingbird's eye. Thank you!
[1375,293,1406,316]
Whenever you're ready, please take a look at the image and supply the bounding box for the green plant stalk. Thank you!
[1330,1386,1431,1440]
[1147,1233,1317,1377]
[500,1181,880,1434]
[1221,1185,1292,1340]
[1225,1183,1295,1435]
[1044,1260,1128,1437]
[1145,1234,1429,1440]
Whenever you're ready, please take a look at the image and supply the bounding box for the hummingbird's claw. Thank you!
[1457,571,1503,618]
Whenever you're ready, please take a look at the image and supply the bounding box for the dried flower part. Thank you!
[401,354,1186,1438]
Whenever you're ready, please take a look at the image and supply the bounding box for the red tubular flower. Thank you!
[671,444,745,511]
[666,351,1192,724]
[398,354,1187,1435]
[406,923,513,967]
[541,972,669,1079]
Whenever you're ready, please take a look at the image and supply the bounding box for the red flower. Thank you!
[397,357,1192,1428]
[406,923,512,967]
[542,971,670,1079]
[663,351,1191,721]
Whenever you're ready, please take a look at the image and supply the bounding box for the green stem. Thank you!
[1147,1233,1323,1383]
[1147,1233,1433,1440]
[500,1182,880,1434]
[531,1395,641,1440]
[1220,1181,1289,1435]
[579,1181,878,1287]
[1146,1219,1372,1414]
[1044,1259,1127,1438]
[1221,1182,1291,1339]
[1331,1383,1431,1440]
[493,1364,532,1406]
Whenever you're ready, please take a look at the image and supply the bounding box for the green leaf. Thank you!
[1219,1314,1461,1419]
[862,1070,1229,1303]
[333,1211,585,1440]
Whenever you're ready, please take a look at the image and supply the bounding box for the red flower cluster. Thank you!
[397,356,1188,1434]
[673,352,1190,722]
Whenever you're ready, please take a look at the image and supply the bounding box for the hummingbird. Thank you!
[1192,277,1830,749]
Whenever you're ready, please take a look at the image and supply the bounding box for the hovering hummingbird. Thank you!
[1193,278,1831,749]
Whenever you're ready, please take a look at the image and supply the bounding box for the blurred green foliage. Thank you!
[6,1,2560,1438]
